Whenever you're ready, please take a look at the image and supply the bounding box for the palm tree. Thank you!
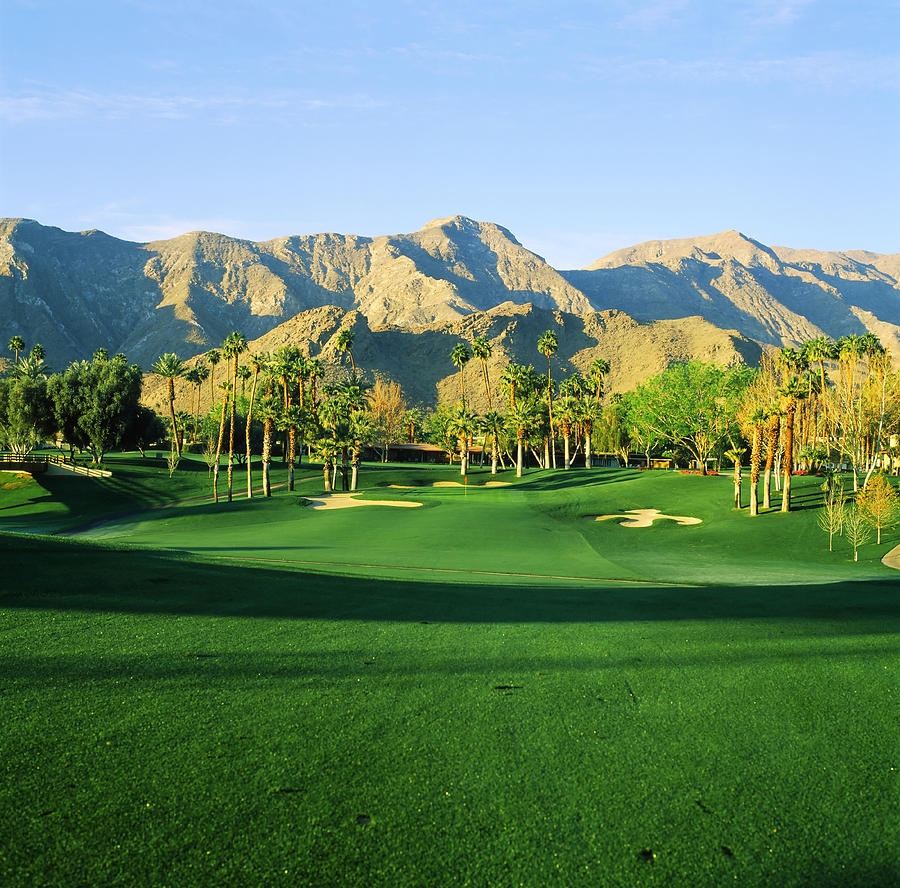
[223,331,248,502]
[779,374,808,512]
[245,353,264,498]
[212,381,232,503]
[8,336,24,366]
[191,365,209,441]
[206,348,221,403]
[29,343,46,363]
[236,364,252,398]
[450,403,479,476]
[472,336,494,410]
[589,357,611,406]
[507,395,540,478]
[151,353,186,457]
[450,343,472,403]
[349,409,374,491]
[746,407,767,517]
[762,409,780,509]
[725,447,747,509]
[557,394,580,469]
[499,362,535,411]
[336,328,357,381]
[482,410,506,474]
[272,345,301,489]
[257,372,280,498]
[537,330,559,468]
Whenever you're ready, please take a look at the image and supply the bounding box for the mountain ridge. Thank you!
[1,216,898,372]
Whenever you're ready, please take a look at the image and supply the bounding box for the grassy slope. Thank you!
[1,458,898,887]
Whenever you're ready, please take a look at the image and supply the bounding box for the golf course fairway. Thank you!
[1,455,897,887]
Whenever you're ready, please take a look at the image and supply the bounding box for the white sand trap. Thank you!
[882,543,900,571]
[387,484,416,489]
[306,493,422,511]
[590,508,702,528]
[484,480,511,487]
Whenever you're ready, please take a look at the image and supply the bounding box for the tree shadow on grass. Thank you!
[1,533,898,630]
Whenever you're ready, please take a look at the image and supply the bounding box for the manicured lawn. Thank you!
[1,458,898,887]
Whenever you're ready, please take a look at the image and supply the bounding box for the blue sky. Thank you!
[2,0,898,267]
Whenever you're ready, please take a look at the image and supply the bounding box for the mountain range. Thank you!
[2,215,897,407]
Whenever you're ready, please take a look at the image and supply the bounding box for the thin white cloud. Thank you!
[743,0,815,27]
[582,51,900,91]
[616,0,690,30]
[0,87,382,125]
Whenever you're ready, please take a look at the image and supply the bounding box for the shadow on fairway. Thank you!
[2,534,898,631]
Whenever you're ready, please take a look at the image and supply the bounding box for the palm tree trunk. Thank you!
[213,390,229,503]
[167,378,180,457]
[288,427,296,490]
[516,436,523,478]
[227,367,236,502]
[262,419,272,497]
[543,436,550,470]
[323,458,332,492]
[341,447,349,491]
[491,436,498,475]
[584,430,592,470]
[564,433,570,469]
[749,424,763,517]
[245,368,259,498]
[781,403,795,512]
[763,414,779,509]
[350,453,359,491]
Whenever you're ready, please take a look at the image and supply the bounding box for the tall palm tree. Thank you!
[450,343,472,403]
[29,343,46,362]
[482,410,506,474]
[779,374,808,512]
[557,394,580,469]
[450,403,479,476]
[206,348,221,403]
[212,381,232,503]
[191,365,209,441]
[8,336,24,366]
[589,357,611,406]
[236,364,252,398]
[472,336,494,410]
[537,330,559,468]
[272,345,301,489]
[349,409,374,491]
[762,408,780,509]
[746,407,766,517]
[151,353,186,456]
[336,328,357,381]
[245,353,264,498]
[223,331,248,502]
[257,371,280,498]
[499,362,535,411]
[507,395,540,478]
[724,447,747,509]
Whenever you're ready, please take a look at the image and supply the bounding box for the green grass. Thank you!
[1,457,898,887]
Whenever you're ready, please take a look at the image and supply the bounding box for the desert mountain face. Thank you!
[2,217,898,400]
[565,230,900,356]
[140,301,762,415]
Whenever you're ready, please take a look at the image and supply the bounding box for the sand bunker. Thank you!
[589,508,702,528]
[882,543,900,571]
[306,493,422,511]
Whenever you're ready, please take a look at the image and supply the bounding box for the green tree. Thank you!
[450,402,480,476]
[245,353,264,498]
[589,357,611,406]
[778,374,808,512]
[507,394,541,477]
[482,409,507,474]
[0,374,54,457]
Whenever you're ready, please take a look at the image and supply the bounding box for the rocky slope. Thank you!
[141,302,761,413]
[2,218,897,375]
